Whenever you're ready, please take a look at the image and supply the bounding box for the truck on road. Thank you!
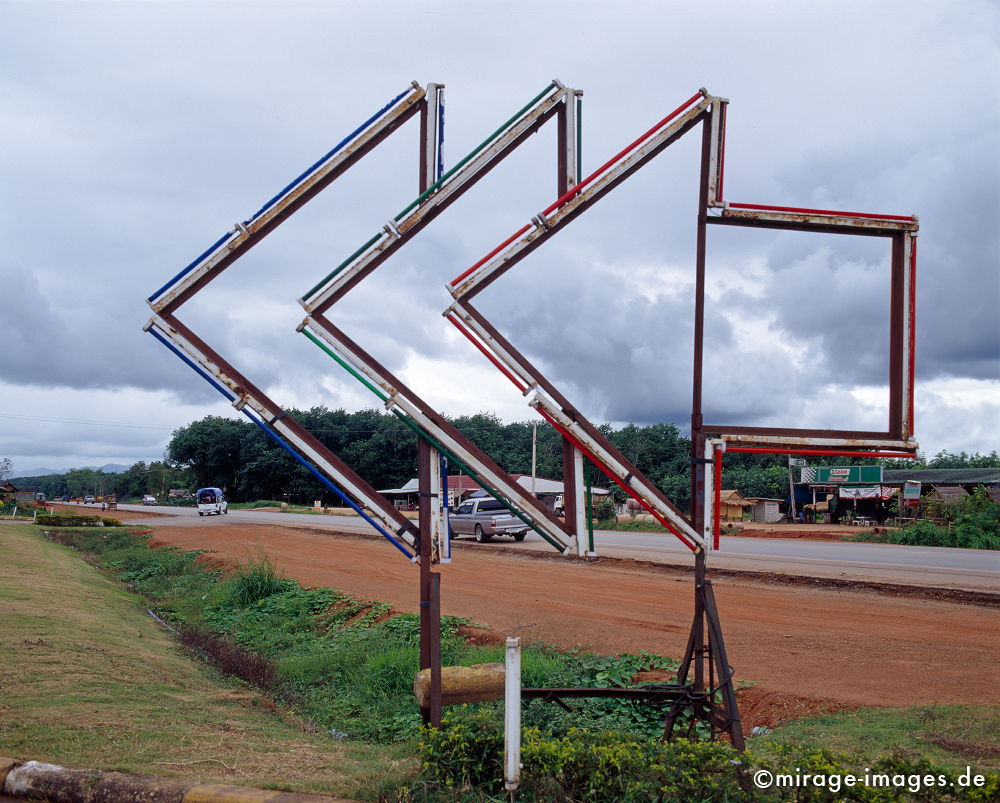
[449,497,528,543]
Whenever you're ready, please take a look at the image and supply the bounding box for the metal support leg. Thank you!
[418,437,442,727]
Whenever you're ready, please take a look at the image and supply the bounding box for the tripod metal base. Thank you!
[661,550,744,749]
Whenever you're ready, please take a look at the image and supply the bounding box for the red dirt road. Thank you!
[138,519,1000,714]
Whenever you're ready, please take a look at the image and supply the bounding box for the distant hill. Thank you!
[9,463,130,480]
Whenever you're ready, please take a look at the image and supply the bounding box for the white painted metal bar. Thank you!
[706,97,728,207]
[563,88,581,190]
[900,232,916,439]
[427,445,450,564]
[530,394,706,549]
[572,445,591,556]
[445,301,540,393]
[300,320,576,552]
[424,83,445,188]
[301,85,569,313]
[504,636,522,793]
[145,315,416,548]
[149,84,427,313]
[716,207,919,232]
[704,438,717,550]
[719,433,919,451]
[449,97,712,299]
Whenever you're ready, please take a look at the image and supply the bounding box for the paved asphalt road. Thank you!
[93,503,1000,593]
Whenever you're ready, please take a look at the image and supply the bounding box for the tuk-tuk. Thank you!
[196,487,228,516]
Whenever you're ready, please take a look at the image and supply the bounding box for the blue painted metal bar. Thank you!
[242,409,416,561]
[146,231,233,303]
[147,327,235,402]
[437,98,445,182]
[245,86,413,225]
[147,85,414,306]
[148,325,415,560]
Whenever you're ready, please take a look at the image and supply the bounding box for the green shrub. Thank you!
[226,551,296,606]
[419,710,744,801]
[418,714,1000,801]
[592,498,616,522]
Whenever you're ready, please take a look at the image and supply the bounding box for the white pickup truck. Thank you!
[449,498,528,543]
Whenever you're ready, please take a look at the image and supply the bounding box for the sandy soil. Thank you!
[125,519,1000,720]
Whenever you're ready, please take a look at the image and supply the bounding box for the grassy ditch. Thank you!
[0,523,415,798]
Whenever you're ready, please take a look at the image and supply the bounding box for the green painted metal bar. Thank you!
[393,82,559,222]
[303,328,567,552]
[576,96,583,182]
[304,230,383,300]
[584,458,594,553]
[390,409,567,552]
[300,329,388,402]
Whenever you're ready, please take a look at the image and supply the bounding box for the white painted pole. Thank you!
[504,636,521,793]
[531,423,537,496]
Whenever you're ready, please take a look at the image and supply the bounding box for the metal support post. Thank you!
[562,436,587,555]
[504,637,522,793]
[418,438,442,727]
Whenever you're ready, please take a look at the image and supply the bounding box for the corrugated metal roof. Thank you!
[883,468,1000,484]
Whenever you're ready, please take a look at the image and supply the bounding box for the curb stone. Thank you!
[0,759,355,803]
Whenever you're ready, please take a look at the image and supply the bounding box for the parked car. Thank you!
[142,495,157,505]
[84,495,95,504]
[449,498,528,542]
[196,487,228,516]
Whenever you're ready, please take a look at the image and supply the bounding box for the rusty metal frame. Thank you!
[698,98,919,451]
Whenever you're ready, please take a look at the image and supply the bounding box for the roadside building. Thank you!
[718,490,752,522]
[1,482,39,504]
[749,497,784,523]
[795,467,1000,525]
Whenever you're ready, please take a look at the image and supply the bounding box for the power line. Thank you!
[0,412,175,430]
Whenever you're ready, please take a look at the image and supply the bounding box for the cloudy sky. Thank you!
[2,0,998,477]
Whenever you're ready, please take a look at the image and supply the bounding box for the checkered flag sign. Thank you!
[800,467,817,483]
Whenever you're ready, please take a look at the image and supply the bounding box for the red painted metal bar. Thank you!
[445,314,528,392]
[724,446,917,458]
[541,90,705,216]
[713,450,722,551]
[717,102,727,201]
[450,224,532,287]
[727,202,915,222]
[908,238,918,433]
[535,407,698,552]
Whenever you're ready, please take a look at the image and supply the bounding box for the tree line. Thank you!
[7,408,999,509]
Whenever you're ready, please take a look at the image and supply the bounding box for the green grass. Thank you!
[755,705,1000,773]
[8,520,998,800]
[0,522,416,799]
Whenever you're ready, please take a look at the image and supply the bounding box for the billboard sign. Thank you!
[800,466,883,484]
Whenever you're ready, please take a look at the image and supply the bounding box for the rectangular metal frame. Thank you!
[698,106,919,450]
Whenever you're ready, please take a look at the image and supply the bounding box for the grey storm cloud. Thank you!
[1,0,997,470]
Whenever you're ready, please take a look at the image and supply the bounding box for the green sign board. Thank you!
[799,466,883,484]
